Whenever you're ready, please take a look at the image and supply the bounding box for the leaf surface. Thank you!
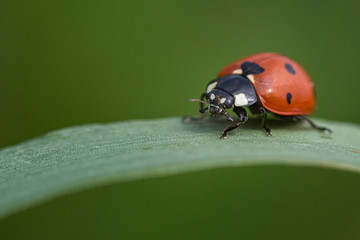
[0,117,359,219]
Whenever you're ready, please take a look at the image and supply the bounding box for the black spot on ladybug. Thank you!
[286,92,292,104]
[285,63,296,75]
[241,61,264,75]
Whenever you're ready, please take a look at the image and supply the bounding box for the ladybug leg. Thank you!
[295,116,332,133]
[223,110,234,122]
[260,107,272,136]
[220,107,248,139]
[182,92,207,123]
[199,92,207,120]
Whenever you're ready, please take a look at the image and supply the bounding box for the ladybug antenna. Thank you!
[189,99,208,104]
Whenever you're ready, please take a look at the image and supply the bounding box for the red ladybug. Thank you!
[189,52,331,139]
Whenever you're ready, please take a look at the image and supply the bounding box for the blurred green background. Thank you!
[1,0,359,148]
[2,166,360,240]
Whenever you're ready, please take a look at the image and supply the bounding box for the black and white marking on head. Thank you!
[207,88,235,109]
[286,92,292,104]
[206,81,218,93]
[234,93,249,106]
[285,63,296,75]
[206,75,258,107]
[241,61,265,75]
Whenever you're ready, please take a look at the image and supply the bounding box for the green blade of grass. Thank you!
[0,117,359,219]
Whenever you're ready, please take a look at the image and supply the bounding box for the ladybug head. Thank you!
[207,89,234,116]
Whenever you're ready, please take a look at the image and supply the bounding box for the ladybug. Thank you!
[188,52,331,139]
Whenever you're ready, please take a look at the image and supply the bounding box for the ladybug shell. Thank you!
[218,52,315,115]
